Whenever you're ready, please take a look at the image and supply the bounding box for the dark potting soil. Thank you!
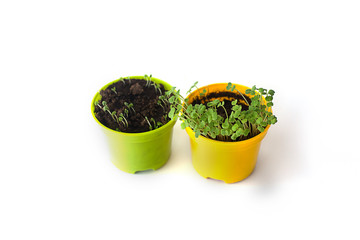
[94,79,170,133]
[191,91,257,142]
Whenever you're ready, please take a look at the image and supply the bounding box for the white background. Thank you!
[1,0,359,239]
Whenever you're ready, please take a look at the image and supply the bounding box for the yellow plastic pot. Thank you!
[185,83,271,183]
[91,76,176,173]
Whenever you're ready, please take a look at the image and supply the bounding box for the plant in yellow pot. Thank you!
[167,82,277,183]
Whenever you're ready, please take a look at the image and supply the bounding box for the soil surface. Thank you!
[191,91,256,142]
[94,79,170,133]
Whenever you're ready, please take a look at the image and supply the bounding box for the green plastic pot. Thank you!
[91,76,176,173]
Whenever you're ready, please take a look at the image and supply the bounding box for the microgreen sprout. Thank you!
[158,95,169,107]
[111,87,117,94]
[144,74,152,87]
[152,82,162,94]
[187,81,199,95]
[98,101,113,116]
[117,113,128,127]
[157,100,165,111]
[226,82,249,106]
[124,102,135,113]
[149,117,163,130]
[118,77,125,84]
[144,116,152,130]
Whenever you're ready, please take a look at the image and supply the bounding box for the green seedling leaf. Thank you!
[257,126,265,132]
[169,96,175,103]
[271,116,277,124]
[226,82,232,90]
[199,105,206,114]
[215,128,220,135]
[222,119,229,129]
[236,128,243,136]
[190,111,197,118]
[232,124,239,131]
[168,108,175,119]
[265,96,273,101]
[212,111,217,121]
[231,133,237,140]
[234,109,241,118]
[195,130,201,138]
[244,129,250,136]
[186,104,193,113]
[203,126,210,134]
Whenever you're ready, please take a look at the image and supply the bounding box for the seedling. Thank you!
[163,114,168,121]
[144,116,152,130]
[111,87,117,94]
[96,101,113,116]
[152,82,162,95]
[226,82,249,106]
[124,102,135,113]
[167,82,277,141]
[144,74,152,87]
[150,117,164,129]
[158,95,169,108]
[157,100,165,111]
[156,122,163,128]
[117,112,128,127]
[118,77,126,84]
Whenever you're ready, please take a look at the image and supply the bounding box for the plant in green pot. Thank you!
[167,82,278,183]
[91,75,178,173]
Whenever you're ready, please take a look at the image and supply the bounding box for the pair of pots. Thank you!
[91,76,270,183]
